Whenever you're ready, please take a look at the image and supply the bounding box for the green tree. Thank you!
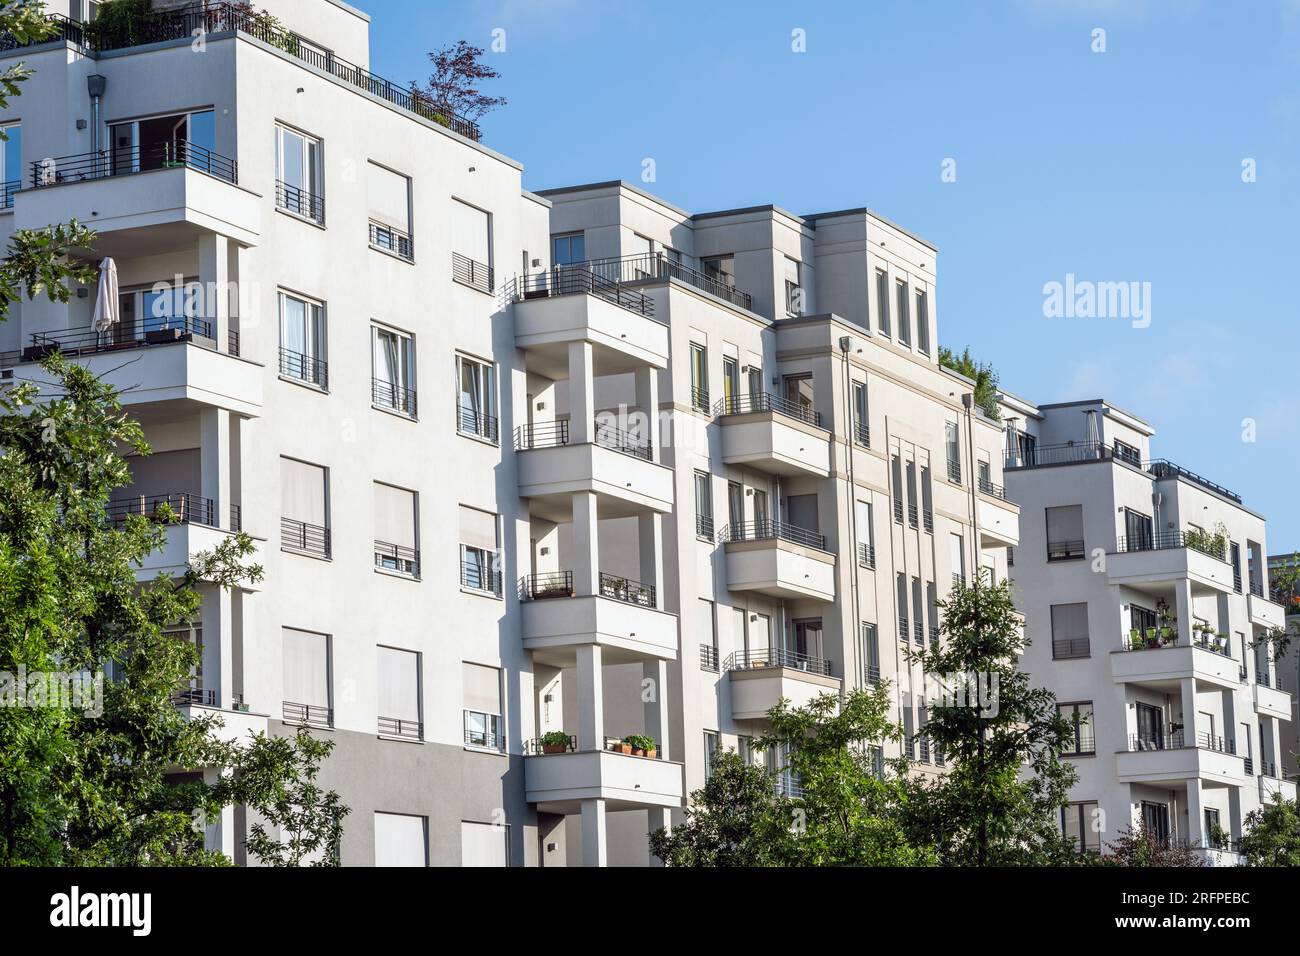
[1238,795,1300,867]
[901,579,1080,865]
[939,345,1000,420]
[1103,824,1204,867]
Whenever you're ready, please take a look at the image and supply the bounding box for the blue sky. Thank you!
[365,0,1300,547]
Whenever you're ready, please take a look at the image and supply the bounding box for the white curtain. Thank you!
[280,294,306,355]
[377,646,420,722]
[373,328,399,387]
[281,629,329,708]
[460,821,507,867]
[373,483,415,548]
[374,813,426,867]
[367,163,410,231]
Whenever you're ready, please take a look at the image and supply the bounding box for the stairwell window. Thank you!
[875,269,891,336]
[463,662,503,751]
[377,645,422,740]
[374,482,419,578]
[279,291,327,389]
[915,288,930,355]
[371,325,416,417]
[896,279,911,346]
[275,124,323,223]
[456,354,498,443]
[0,122,20,208]
[459,505,501,596]
[367,161,413,260]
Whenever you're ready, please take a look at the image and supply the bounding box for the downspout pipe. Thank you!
[87,74,106,174]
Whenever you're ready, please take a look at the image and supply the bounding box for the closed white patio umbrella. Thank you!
[91,257,119,336]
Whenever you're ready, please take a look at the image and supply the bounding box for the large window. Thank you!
[451,199,493,292]
[374,483,418,577]
[875,269,891,336]
[1051,603,1091,659]
[374,813,427,867]
[108,109,216,177]
[275,124,323,222]
[282,628,331,726]
[280,457,329,557]
[377,645,422,739]
[461,821,509,867]
[367,162,412,260]
[279,291,327,388]
[1058,702,1095,755]
[690,343,709,411]
[463,662,503,750]
[551,232,585,265]
[456,354,498,442]
[694,471,713,539]
[1045,505,1085,561]
[701,255,736,289]
[371,325,416,416]
[459,505,501,596]
[0,122,20,207]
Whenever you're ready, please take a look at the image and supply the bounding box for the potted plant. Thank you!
[610,738,633,755]
[626,734,657,758]
[539,730,571,755]
[1128,629,1144,650]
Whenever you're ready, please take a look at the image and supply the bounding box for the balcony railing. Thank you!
[585,251,754,311]
[514,420,568,451]
[369,220,413,261]
[283,700,332,728]
[378,716,423,740]
[464,727,506,751]
[696,514,714,539]
[1197,732,1236,755]
[230,503,243,533]
[854,421,870,447]
[593,419,652,460]
[372,378,417,417]
[1006,441,1242,504]
[700,644,719,671]
[107,492,215,527]
[1129,731,1184,751]
[923,509,934,533]
[599,572,655,608]
[1,179,17,208]
[1047,539,1086,561]
[525,735,578,755]
[897,619,910,642]
[452,251,494,293]
[275,179,324,224]
[893,499,904,524]
[171,678,217,708]
[1065,729,1097,756]
[281,516,330,558]
[857,542,875,569]
[0,12,85,50]
[1115,531,1226,561]
[1052,637,1090,660]
[946,460,962,484]
[21,316,216,364]
[1146,459,1241,504]
[712,392,822,428]
[507,266,656,319]
[725,647,832,676]
[978,476,1006,500]
[1245,756,1254,776]
[913,621,925,645]
[691,386,711,414]
[907,503,918,529]
[374,541,419,577]
[929,625,940,647]
[1249,580,1264,598]
[461,558,502,596]
[31,141,238,187]
[865,663,881,686]
[717,519,827,552]
[1257,669,1273,688]
[279,347,328,389]
[518,570,574,600]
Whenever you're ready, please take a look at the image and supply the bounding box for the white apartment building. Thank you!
[1000,394,1295,864]
[1,0,1017,867]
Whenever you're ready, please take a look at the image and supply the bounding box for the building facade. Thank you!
[1266,552,1299,779]
[1000,394,1295,864]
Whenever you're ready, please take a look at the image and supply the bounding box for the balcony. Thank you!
[1253,679,1291,721]
[112,493,258,586]
[1259,771,1298,804]
[715,393,830,478]
[1116,731,1245,785]
[726,648,841,721]
[514,421,673,518]
[1248,591,1285,630]
[587,251,754,312]
[275,180,324,225]
[452,251,493,294]
[977,494,1019,548]
[1107,532,1234,593]
[524,745,685,813]
[1007,442,1243,504]
[719,521,836,602]
[1110,640,1241,690]
[519,571,678,666]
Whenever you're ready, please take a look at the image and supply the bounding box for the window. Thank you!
[698,599,718,672]
[282,628,331,726]
[1045,505,1085,560]
[700,255,736,289]
[920,465,933,530]
[275,124,323,222]
[1231,541,1242,593]
[784,374,815,418]
[915,289,930,355]
[704,730,720,778]
[906,460,918,527]
[694,470,713,538]
[875,269,891,336]
[551,232,585,265]
[463,662,503,750]
[950,532,965,585]
[727,481,743,528]
[783,257,802,316]
[896,279,910,346]
[944,421,961,483]
[1060,802,1102,854]
[1113,439,1141,467]
[1058,702,1095,755]
[281,457,329,557]
[896,574,909,641]
[107,109,216,177]
[377,645,421,739]
[374,813,427,867]
[279,291,327,388]
[911,577,924,645]
[374,483,418,577]
[451,199,493,292]
[0,122,20,208]
[690,343,709,411]
[891,455,904,523]
[459,505,501,596]
[902,704,916,759]
[1124,508,1153,552]
[1051,603,1090,659]
[785,493,818,532]
[456,354,498,442]
[862,622,880,685]
[747,364,763,401]
[855,500,874,568]
[371,325,416,416]
[367,162,412,259]
[738,735,755,765]
[852,380,869,446]
[722,355,740,410]
[461,821,508,867]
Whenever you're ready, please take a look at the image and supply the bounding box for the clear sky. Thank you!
[363,0,1299,548]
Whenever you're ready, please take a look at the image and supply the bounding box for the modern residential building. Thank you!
[1,0,1016,866]
[1266,552,1300,778]
[1000,393,1295,864]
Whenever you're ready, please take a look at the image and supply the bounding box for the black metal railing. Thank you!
[230,503,243,533]
[700,644,719,671]
[1146,459,1241,504]
[725,647,832,676]
[526,735,577,755]
[464,726,505,750]
[854,420,870,447]
[107,492,215,527]
[21,316,214,363]
[369,220,413,261]
[281,516,330,558]
[1065,728,1097,756]
[696,514,714,539]
[1052,637,1090,660]
[584,252,754,311]
[0,13,85,50]
[519,571,573,600]
[283,700,332,727]
[691,386,711,414]
[857,542,875,569]
[1257,669,1272,688]
[1006,441,1242,504]
[460,558,502,596]
[1129,731,1185,751]
[913,621,925,645]
[893,499,904,524]
[593,419,651,460]
[507,267,656,319]
[1,179,17,208]
[712,392,822,428]
[31,141,238,188]
[1249,580,1264,598]
[946,459,962,484]
[897,619,910,642]
[907,503,918,529]
[1197,732,1236,755]
[374,541,419,577]
[923,509,934,533]
[227,328,241,357]
[1245,756,1254,776]
[378,715,423,740]
[978,476,1005,500]
[1115,531,1226,561]
[1190,632,1231,657]
[279,347,328,389]
[599,572,655,608]
[865,663,881,686]
[514,420,568,450]
[717,519,827,552]
[372,378,417,417]
[1047,539,1086,561]
[171,678,217,708]
[452,251,493,293]
[275,179,324,223]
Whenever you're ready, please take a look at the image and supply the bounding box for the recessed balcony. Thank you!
[524,746,685,814]
[719,521,836,602]
[514,421,673,518]
[519,571,678,666]
[715,393,831,477]
[726,649,841,721]
[110,492,261,589]
[1115,731,1245,785]
[1107,532,1234,593]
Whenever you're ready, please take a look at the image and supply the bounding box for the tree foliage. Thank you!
[1103,825,1204,867]
[1239,795,1300,867]
[412,40,506,123]
[939,345,1000,420]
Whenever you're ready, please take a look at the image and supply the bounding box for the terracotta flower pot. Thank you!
[542,744,567,755]
[614,743,633,755]
[644,748,657,759]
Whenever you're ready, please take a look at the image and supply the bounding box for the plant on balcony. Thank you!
[539,731,571,755]
[1128,629,1144,651]
[608,737,634,755]
[625,734,657,758]
[83,0,158,49]
[1183,521,1228,559]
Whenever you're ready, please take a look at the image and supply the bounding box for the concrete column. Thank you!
[647,808,671,867]
[1228,787,1243,844]
[1174,579,1193,647]
[200,407,231,530]
[635,365,660,462]
[1179,677,1196,748]
[580,798,607,867]
[198,233,230,351]
[567,341,595,445]
[1185,779,1205,848]
[571,491,599,597]
[637,512,663,607]
[643,658,669,760]
[576,643,604,752]
[200,582,232,710]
